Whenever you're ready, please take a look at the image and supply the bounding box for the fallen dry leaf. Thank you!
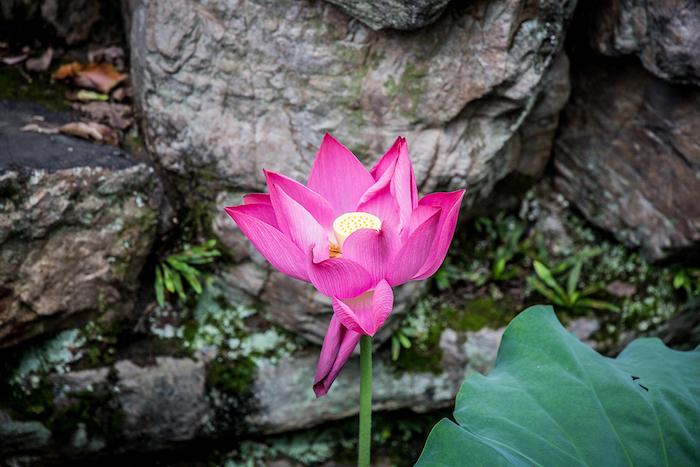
[52,61,83,79]
[111,86,133,102]
[25,47,53,72]
[59,121,119,145]
[53,61,127,94]
[73,101,132,130]
[2,54,27,66]
[21,123,59,134]
[87,46,125,67]
[74,63,127,94]
[65,89,110,102]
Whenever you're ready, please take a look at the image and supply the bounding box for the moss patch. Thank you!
[0,66,70,110]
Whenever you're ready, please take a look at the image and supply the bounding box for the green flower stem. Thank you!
[358,335,372,467]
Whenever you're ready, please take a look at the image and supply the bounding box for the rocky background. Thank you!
[1,0,699,465]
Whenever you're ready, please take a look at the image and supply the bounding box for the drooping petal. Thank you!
[313,315,361,397]
[307,249,373,299]
[243,193,271,205]
[307,133,374,215]
[332,280,394,336]
[413,190,465,280]
[224,206,308,281]
[386,208,441,286]
[342,227,400,285]
[264,170,335,229]
[268,182,327,255]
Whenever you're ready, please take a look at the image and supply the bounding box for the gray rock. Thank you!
[128,0,575,340]
[0,101,161,348]
[114,358,211,445]
[553,58,700,261]
[323,0,450,30]
[0,414,51,454]
[583,0,700,85]
[1,316,604,460]
[130,0,574,198]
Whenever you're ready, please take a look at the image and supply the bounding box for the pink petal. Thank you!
[307,133,374,215]
[314,315,361,397]
[403,205,441,240]
[268,181,327,255]
[356,183,400,228]
[224,206,308,281]
[413,190,465,280]
[332,280,394,336]
[243,193,271,205]
[225,202,278,229]
[357,137,418,229]
[307,249,373,299]
[264,170,335,229]
[342,227,400,285]
[386,208,441,286]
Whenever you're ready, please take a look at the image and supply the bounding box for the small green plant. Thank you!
[672,268,700,299]
[154,239,221,306]
[472,214,529,284]
[527,250,619,314]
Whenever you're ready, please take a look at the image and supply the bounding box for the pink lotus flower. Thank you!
[225,134,464,396]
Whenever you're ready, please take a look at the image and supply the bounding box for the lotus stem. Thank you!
[358,335,372,467]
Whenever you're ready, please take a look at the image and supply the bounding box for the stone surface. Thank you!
[130,0,574,198]
[0,101,161,348]
[323,0,450,31]
[582,0,700,85]
[129,0,575,340]
[0,317,602,461]
[553,58,700,261]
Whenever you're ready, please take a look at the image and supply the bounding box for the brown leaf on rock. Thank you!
[53,62,127,93]
[2,54,27,66]
[87,46,125,67]
[21,123,59,134]
[59,122,119,145]
[73,64,127,94]
[111,86,133,102]
[52,62,83,79]
[25,48,53,72]
[73,102,132,130]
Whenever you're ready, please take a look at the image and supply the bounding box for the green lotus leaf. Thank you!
[417,305,700,466]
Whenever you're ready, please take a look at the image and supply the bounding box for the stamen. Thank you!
[332,212,381,250]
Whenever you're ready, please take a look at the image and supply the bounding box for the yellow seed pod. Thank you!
[332,212,381,248]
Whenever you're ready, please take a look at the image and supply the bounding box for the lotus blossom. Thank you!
[225,134,464,396]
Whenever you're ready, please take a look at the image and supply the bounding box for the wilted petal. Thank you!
[265,170,335,229]
[269,182,327,253]
[307,133,374,215]
[342,227,400,285]
[413,190,465,280]
[307,249,373,299]
[314,315,361,397]
[243,193,271,205]
[386,208,441,286]
[332,280,394,336]
[224,206,308,281]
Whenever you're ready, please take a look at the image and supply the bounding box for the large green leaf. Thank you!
[416,305,700,466]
